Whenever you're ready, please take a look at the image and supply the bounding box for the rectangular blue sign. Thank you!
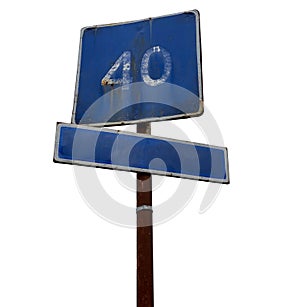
[72,10,203,126]
[54,123,229,184]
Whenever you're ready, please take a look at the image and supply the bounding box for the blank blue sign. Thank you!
[54,123,229,183]
[72,10,203,126]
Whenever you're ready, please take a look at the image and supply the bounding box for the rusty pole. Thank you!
[136,122,154,307]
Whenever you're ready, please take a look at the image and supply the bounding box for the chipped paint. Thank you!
[101,51,132,86]
[141,46,172,86]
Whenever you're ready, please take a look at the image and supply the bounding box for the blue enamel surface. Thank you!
[73,11,203,125]
[56,124,228,183]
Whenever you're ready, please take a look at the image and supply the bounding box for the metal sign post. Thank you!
[136,122,154,307]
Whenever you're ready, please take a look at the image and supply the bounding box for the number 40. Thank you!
[101,46,172,87]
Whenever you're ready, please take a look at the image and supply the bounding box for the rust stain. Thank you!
[101,79,109,86]
[101,79,116,86]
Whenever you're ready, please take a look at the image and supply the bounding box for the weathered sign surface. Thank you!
[72,10,203,126]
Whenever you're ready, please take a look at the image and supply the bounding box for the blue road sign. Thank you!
[72,10,203,126]
[54,123,229,184]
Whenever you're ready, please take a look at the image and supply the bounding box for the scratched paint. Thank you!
[101,51,132,86]
[101,46,172,88]
[141,46,172,86]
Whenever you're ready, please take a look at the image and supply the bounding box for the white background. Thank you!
[1,1,300,306]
